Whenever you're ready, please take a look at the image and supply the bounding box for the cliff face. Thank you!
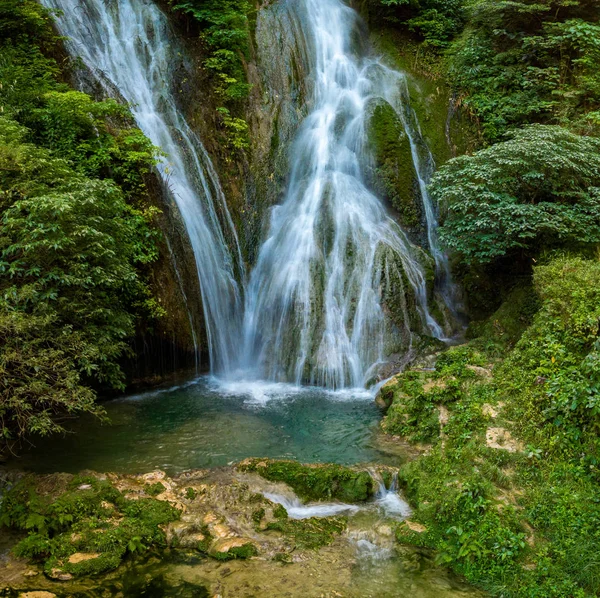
[126,0,476,385]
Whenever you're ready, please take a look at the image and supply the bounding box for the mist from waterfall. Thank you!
[40,0,244,374]
[236,0,452,389]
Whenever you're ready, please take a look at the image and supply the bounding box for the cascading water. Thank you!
[41,0,244,373]
[237,0,452,389]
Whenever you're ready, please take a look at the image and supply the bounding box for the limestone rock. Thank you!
[67,552,100,564]
[403,520,427,533]
[47,568,73,581]
[486,427,523,453]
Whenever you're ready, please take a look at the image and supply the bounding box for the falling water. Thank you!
[41,0,244,373]
[237,0,450,389]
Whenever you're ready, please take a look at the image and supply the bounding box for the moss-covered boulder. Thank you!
[382,345,490,443]
[238,459,374,502]
[366,101,421,230]
[0,474,181,578]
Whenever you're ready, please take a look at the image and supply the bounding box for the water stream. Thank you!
[235,0,453,389]
[40,0,245,374]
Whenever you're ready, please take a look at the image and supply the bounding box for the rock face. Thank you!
[486,427,524,453]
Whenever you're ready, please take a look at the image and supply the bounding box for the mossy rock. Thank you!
[264,516,346,550]
[382,345,488,442]
[1,475,181,578]
[238,459,374,502]
[366,101,421,230]
[209,539,258,561]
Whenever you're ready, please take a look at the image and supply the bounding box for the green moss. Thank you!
[367,102,420,229]
[371,28,480,162]
[145,482,165,496]
[467,285,541,355]
[185,487,198,501]
[265,517,346,550]
[210,542,257,561]
[239,459,374,502]
[392,257,600,596]
[252,507,266,525]
[1,474,180,578]
[382,345,488,442]
[273,504,288,520]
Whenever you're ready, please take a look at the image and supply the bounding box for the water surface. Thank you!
[14,377,397,474]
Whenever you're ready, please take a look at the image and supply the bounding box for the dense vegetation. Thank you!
[385,255,600,596]
[0,0,161,448]
[379,1,600,596]
[449,0,600,141]
[1,0,600,595]
[168,0,252,150]
[0,474,180,577]
[363,0,465,48]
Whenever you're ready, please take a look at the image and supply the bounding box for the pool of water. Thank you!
[12,376,399,474]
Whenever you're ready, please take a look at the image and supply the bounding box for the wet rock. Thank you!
[47,568,73,581]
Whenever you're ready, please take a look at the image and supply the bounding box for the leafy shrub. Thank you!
[434,125,600,264]
[169,0,251,150]
[449,0,600,139]
[363,0,465,48]
[0,475,180,577]
[0,117,159,442]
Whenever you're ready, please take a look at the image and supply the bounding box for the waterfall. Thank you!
[237,0,450,389]
[41,0,244,374]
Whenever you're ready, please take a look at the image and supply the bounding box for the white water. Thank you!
[41,0,244,373]
[373,471,412,518]
[263,492,360,519]
[236,0,450,389]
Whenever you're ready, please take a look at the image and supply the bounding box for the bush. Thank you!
[449,0,600,139]
[434,125,600,265]
[364,0,465,48]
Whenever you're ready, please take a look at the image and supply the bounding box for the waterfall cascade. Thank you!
[41,0,244,374]
[44,0,456,390]
[236,0,454,389]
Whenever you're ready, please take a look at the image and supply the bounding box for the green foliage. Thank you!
[0,2,161,446]
[169,0,251,151]
[0,118,159,442]
[467,285,541,354]
[364,0,465,47]
[185,487,198,501]
[238,459,374,502]
[500,256,600,454]
[393,255,600,596]
[145,482,165,497]
[383,345,488,441]
[449,0,600,140]
[0,475,180,577]
[434,125,600,265]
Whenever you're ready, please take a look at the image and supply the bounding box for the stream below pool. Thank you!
[4,377,486,598]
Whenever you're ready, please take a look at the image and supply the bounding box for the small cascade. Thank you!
[236,0,454,389]
[262,492,360,519]
[41,0,244,374]
[381,75,463,324]
[371,470,412,518]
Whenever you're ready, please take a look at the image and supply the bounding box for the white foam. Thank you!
[263,492,360,519]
